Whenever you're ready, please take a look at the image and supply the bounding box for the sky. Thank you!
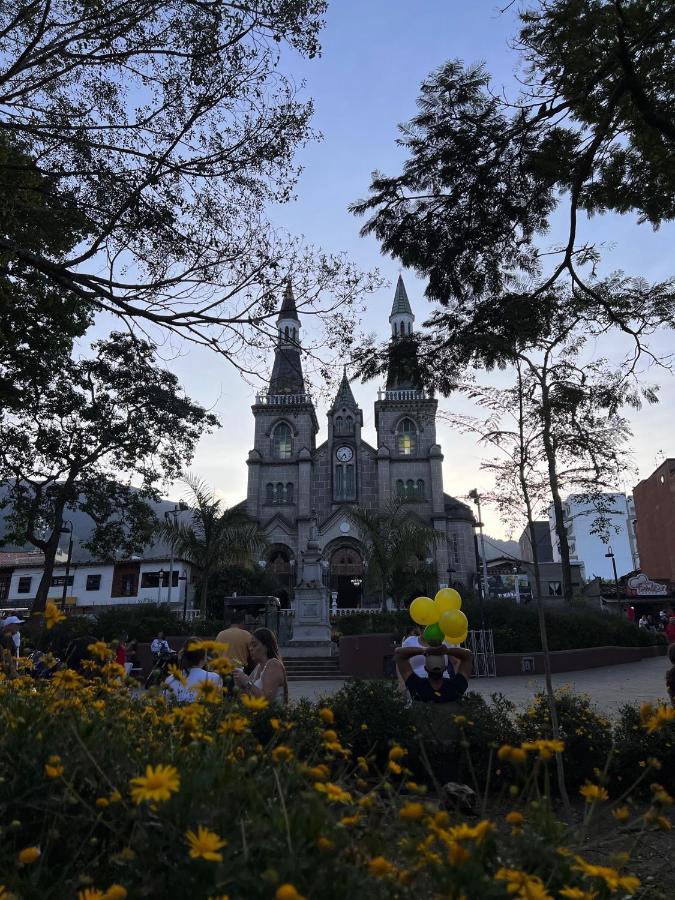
[147,0,675,539]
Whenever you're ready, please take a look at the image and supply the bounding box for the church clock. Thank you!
[336,445,353,462]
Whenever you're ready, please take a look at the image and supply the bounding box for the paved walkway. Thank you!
[288,656,671,714]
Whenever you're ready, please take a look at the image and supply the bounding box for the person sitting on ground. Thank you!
[164,638,222,704]
[666,644,675,708]
[215,610,252,669]
[395,644,473,704]
[150,630,170,661]
[233,627,287,704]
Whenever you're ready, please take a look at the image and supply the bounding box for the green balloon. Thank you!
[423,623,444,645]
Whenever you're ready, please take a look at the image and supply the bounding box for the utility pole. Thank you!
[605,549,620,605]
[468,489,490,605]
[60,521,74,611]
[165,502,188,606]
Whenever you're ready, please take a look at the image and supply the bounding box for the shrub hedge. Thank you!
[331,600,665,653]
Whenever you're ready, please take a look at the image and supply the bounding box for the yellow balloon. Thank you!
[434,587,462,613]
[438,609,468,638]
[446,630,468,645]
[409,596,438,626]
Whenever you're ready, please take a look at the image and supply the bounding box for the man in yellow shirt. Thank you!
[215,610,252,668]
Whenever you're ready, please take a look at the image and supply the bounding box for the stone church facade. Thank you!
[244,277,476,607]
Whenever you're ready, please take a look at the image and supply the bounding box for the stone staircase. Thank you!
[284,656,342,681]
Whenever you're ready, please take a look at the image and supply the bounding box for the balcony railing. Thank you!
[255,393,313,406]
[377,389,427,402]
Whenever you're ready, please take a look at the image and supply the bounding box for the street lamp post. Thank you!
[512,565,521,605]
[60,521,74,611]
[468,490,490,604]
[158,569,165,605]
[605,549,620,604]
[165,502,188,606]
[179,573,188,621]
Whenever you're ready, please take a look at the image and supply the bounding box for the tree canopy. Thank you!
[0,1,377,372]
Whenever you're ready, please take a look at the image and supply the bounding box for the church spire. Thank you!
[268,281,305,395]
[389,275,415,338]
[331,367,357,410]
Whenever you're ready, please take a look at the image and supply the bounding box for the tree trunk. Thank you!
[199,570,210,617]
[32,504,66,614]
[516,366,571,818]
[540,382,574,602]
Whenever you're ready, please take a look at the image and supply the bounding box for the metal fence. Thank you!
[465,629,496,678]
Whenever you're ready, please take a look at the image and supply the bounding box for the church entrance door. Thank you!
[329,546,364,609]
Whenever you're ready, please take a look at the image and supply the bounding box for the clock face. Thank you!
[336,445,353,463]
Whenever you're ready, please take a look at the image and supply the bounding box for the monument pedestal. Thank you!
[283,531,334,658]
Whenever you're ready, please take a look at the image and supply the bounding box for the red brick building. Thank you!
[633,459,675,582]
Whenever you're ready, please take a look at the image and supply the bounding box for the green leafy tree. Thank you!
[0,333,218,612]
[159,476,267,616]
[348,502,440,612]
[0,1,378,372]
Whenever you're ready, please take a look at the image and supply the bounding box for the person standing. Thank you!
[666,616,675,645]
[150,631,170,661]
[215,610,252,668]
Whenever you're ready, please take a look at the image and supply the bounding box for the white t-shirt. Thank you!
[165,667,222,703]
[402,635,453,679]
[151,638,170,655]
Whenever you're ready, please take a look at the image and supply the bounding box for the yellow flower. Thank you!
[88,641,113,661]
[103,887,128,900]
[388,760,403,775]
[208,656,235,676]
[316,836,334,851]
[275,886,305,900]
[44,754,64,778]
[307,764,330,782]
[78,891,105,900]
[339,813,361,827]
[129,764,180,805]
[272,745,294,763]
[399,801,425,821]
[506,811,524,827]
[358,793,374,808]
[572,856,640,893]
[109,790,122,804]
[240,694,268,711]
[580,783,609,803]
[356,756,369,773]
[52,668,83,690]
[167,664,187,686]
[495,868,552,899]
[319,707,334,724]
[650,784,673,806]
[218,715,249,735]
[449,820,493,843]
[641,704,675,734]
[447,841,470,866]
[388,745,407,761]
[559,889,597,900]
[314,782,352,804]
[96,797,110,809]
[405,780,426,793]
[368,856,396,878]
[185,825,227,862]
[655,815,672,831]
[497,745,527,765]
[323,729,338,741]
[611,806,630,822]
[17,846,41,865]
[195,679,223,704]
[44,600,66,630]
[521,739,564,761]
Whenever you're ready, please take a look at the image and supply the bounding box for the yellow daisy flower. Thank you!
[185,825,227,862]
[129,764,180,805]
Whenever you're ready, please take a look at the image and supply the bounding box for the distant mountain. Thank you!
[480,535,521,562]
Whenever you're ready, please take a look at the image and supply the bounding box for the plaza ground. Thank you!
[288,655,671,714]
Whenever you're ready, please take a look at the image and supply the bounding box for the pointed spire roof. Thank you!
[331,368,357,410]
[279,279,300,321]
[390,275,413,318]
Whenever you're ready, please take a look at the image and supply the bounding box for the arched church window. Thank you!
[417,479,425,498]
[275,482,284,503]
[345,416,354,433]
[335,416,343,434]
[284,326,289,339]
[396,418,417,456]
[272,422,292,459]
[265,483,274,504]
[396,479,405,499]
[286,482,294,503]
[408,321,412,335]
[406,479,415,499]
[393,321,398,337]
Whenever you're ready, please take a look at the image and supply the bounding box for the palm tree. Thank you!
[348,501,440,612]
[159,475,267,616]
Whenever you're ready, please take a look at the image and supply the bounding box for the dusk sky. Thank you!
[142,1,675,540]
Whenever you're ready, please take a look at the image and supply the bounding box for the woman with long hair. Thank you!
[233,627,287,704]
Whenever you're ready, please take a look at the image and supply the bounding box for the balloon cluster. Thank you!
[409,589,468,646]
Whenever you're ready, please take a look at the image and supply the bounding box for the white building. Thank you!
[1,553,198,614]
[548,493,636,581]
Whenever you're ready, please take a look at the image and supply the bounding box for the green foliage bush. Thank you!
[612,704,675,796]
[93,603,188,642]
[332,602,665,653]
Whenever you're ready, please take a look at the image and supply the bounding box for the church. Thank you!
[244,277,476,607]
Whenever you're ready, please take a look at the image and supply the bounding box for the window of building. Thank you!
[286,482,294,503]
[275,482,284,503]
[266,483,274,503]
[395,479,405,498]
[120,575,135,596]
[406,478,415,498]
[335,464,356,501]
[141,571,179,588]
[17,575,32,594]
[86,574,101,591]
[51,575,74,587]
[548,581,562,596]
[416,479,425,498]
[335,416,343,433]
[451,533,459,565]
[396,418,417,456]
[271,422,292,459]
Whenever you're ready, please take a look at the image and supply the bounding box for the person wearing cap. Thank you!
[395,643,473,703]
[1,615,24,678]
